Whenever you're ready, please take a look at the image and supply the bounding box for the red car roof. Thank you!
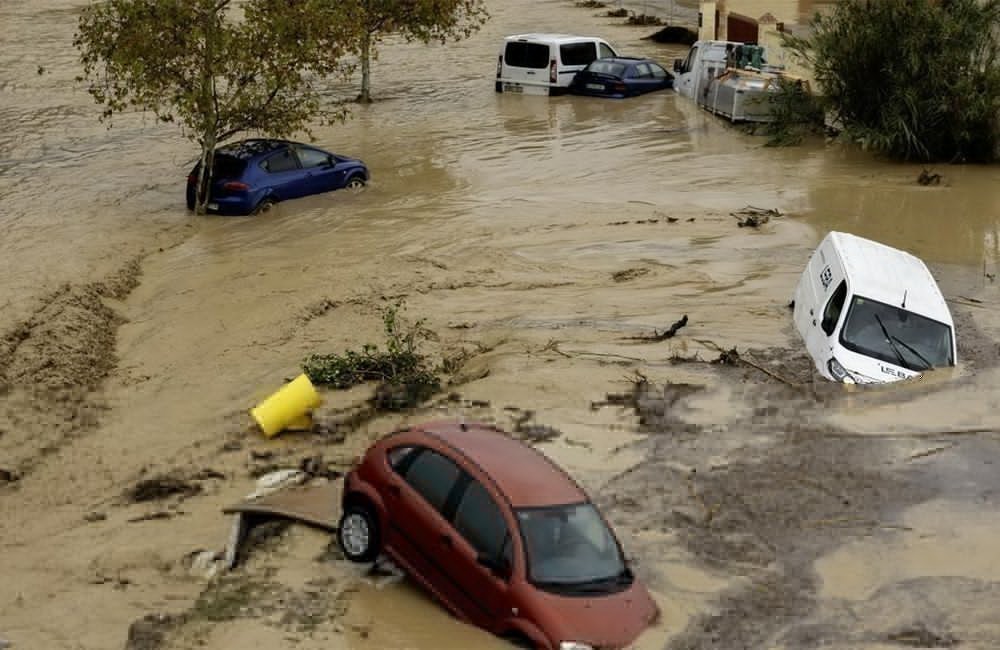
[417,421,587,508]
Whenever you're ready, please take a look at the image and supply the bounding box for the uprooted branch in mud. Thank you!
[125,473,206,503]
[672,339,804,387]
[590,372,649,411]
[626,315,688,342]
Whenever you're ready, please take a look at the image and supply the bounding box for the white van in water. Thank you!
[496,34,618,95]
[672,39,741,101]
[793,232,957,384]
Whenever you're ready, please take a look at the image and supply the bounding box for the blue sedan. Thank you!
[569,57,674,98]
[186,139,369,215]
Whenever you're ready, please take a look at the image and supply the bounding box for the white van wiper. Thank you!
[888,334,933,371]
[874,313,907,368]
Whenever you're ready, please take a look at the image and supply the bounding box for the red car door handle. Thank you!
[440,534,453,546]
[388,482,402,496]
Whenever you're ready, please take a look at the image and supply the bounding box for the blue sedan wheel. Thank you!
[254,197,276,215]
[345,175,366,192]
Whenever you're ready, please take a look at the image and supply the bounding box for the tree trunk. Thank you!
[358,31,372,103]
[195,4,218,215]
[195,133,216,216]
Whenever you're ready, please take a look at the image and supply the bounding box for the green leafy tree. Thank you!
[74,0,354,213]
[785,0,1000,162]
[327,0,489,103]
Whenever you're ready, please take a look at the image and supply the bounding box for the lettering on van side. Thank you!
[879,364,910,379]
[819,266,833,290]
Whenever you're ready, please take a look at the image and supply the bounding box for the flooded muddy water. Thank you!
[1,1,1000,649]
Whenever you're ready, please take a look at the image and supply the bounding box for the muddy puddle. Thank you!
[2,0,1000,649]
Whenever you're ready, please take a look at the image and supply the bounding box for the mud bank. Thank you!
[0,258,143,477]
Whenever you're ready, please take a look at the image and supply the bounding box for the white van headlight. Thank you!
[827,358,855,384]
[560,643,594,650]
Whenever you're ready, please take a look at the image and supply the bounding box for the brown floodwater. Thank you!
[2,1,1000,649]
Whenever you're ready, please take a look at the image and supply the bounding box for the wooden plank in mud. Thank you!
[223,482,339,531]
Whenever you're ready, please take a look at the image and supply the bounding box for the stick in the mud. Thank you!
[907,443,959,461]
[625,314,688,342]
[739,352,800,387]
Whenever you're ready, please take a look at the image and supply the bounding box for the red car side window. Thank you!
[401,449,461,513]
[453,479,510,564]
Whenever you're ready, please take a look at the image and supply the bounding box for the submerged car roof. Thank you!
[597,57,647,63]
[217,139,292,160]
[829,231,953,325]
[588,57,653,67]
[505,33,604,44]
[417,421,587,508]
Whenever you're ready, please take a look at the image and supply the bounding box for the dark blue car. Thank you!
[569,57,674,98]
[186,139,368,215]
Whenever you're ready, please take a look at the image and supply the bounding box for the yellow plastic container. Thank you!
[251,374,322,437]
[285,414,314,431]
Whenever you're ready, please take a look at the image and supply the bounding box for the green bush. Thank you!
[786,0,1000,161]
[303,303,441,411]
[763,78,825,146]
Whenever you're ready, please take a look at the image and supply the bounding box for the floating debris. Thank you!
[917,169,942,186]
[612,268,651,283]
[887,624,958,647]
[125,613,183,650]
[712,347,741,365]
[645,25,698,45]
[733,206,781,228]
[125,474,202,503]
[626,315,689,342]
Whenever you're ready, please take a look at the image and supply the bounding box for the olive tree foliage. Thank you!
[784,0,1000,162]
[326,0,489,103]
[74,0,355,213]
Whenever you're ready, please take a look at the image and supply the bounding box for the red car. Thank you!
[337,421,659,649]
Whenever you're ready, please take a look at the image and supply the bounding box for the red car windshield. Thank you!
[516,503,628,592]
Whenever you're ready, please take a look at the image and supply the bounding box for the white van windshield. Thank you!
[840,296,954,371]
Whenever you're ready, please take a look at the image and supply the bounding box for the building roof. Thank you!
[420,421,587,508]
[830,231,953,325]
